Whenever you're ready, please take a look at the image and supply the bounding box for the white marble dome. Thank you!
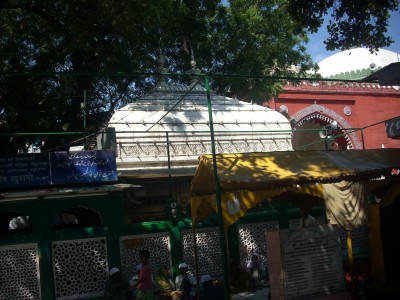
[101,80,293,177]
[317,48,400,78]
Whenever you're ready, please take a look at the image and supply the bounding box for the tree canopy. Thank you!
[287,0,399,52]
[0,0,398,153]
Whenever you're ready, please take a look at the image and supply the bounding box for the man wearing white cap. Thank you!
[175,263,197,300]
[103,267,131,299]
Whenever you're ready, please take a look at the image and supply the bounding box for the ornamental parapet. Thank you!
[283,80,400,94]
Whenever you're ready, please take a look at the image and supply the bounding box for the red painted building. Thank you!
[269,49,400,289]
[269,48,400,151]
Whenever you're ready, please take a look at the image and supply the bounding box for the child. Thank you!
[130,264,142,299]
[134,250,154,300]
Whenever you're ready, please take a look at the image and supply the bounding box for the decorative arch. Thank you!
[291,102,362,150]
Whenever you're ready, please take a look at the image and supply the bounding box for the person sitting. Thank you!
[155,266,182,300]
[229,259,254,293]
[199,275,224,300]
[246,252,265,288]
[104,267,131,300]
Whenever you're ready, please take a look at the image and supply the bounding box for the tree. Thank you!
[207,0,316,102]
[286,0,399,52]
[0,0,187,152]
[0,0,398,153]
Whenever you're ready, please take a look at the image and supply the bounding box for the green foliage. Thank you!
[201,0,315,103]
[0,0,397,153]
[287,0,399,52]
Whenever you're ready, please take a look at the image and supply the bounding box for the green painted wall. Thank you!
[0,190,331,299]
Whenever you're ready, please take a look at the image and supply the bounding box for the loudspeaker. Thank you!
[319,128,328,139]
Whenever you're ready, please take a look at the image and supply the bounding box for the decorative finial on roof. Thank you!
[157,37,168,85]
[174,36,193,57]
[157,54,168,78]
[187,55,201,86]
[174,36,200,85]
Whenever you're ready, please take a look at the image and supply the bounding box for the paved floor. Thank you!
[232,286,270,299]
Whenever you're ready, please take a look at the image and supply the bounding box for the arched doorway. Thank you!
[291,103,362,150]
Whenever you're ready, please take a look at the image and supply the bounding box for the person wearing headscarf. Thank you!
[154,265,181,300]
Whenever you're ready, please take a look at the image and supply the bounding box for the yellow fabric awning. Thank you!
[190,149,400,227]
[191,185,324,227]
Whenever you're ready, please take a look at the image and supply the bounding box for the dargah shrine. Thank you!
[0,48,400,300]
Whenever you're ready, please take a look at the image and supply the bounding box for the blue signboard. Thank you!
[50,150,117,184]
[0,150,117,189]
[0,153,51,188]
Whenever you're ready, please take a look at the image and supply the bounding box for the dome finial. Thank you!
[157,36,168,84]
[174,37,200,85]
[174,36,194,58]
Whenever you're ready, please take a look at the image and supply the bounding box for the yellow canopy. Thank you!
[190,149,400,228]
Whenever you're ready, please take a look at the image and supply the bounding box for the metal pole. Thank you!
[346,229,358,299]
[83,90,87,150]
[324,128,329,150]
[166,132,172,197]
[204,74,231,300]
[360,129,366,150]
[193,225,201,300]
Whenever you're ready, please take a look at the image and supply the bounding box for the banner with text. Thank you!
[0,150,117,189]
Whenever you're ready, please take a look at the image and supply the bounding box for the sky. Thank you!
[307,10,400,63]
[221,1,400,64]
